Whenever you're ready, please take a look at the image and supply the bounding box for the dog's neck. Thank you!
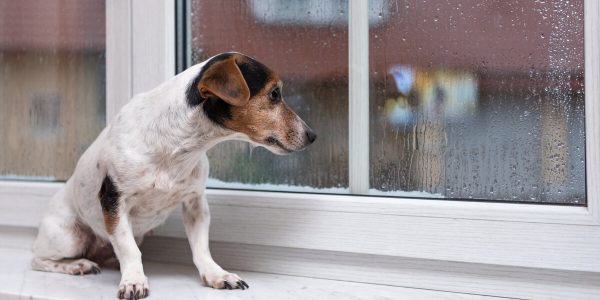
[116,62,247,181]
[147,109,238,186]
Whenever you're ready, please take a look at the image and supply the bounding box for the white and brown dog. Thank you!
[31,52,316,299]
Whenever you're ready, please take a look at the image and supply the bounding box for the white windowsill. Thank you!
[0,226,498,300]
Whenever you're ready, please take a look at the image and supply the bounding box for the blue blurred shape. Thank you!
[389,65,414,95]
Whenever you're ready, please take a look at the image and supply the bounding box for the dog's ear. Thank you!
[198,57,250,107]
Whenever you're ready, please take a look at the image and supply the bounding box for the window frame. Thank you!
[0,0,598,297]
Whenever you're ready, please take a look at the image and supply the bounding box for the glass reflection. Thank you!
[191,0,349,191]
[370,0,585,204]
[0,0,106,181]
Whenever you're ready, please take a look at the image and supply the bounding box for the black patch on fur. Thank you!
[202,97,232,126]
[99,175,120,216]
[237,58,270,97]
[186,53,235,126]
[185,53,234,107]
[185,53,271,126]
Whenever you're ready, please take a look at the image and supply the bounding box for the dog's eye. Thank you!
[269,88,280,102]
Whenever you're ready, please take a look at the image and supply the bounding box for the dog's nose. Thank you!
[306,130,317,143]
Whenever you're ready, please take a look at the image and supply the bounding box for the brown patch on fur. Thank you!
[98,176,120,235]
[203,56,307,150]
[191,166,200,178]
[182,198,202,225]
[198,56,250,107]
[103,214,119,235]
[224,88,302,149]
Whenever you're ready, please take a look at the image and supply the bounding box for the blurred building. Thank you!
[0,0,584,202]
[0,0,106,180]
[193,0,585,202]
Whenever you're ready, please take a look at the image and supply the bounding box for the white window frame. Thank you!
[0,0,598,298]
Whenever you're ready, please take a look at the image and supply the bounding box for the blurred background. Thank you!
[0,0,586,204]
[190,0,585,203]
[0,0,106,180]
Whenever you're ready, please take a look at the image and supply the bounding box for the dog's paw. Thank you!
[117,276,149,299]
[65,259,101,275]
[202,271,249,290]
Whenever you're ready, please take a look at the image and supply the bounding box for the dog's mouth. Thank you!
[264,136,294,154]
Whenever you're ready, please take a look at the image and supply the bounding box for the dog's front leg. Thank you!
[108,213,149,299]
[182,194,249,290]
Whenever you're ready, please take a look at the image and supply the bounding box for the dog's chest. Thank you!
[127,185,199,236]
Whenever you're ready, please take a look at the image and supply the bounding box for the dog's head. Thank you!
[187,52,316,154]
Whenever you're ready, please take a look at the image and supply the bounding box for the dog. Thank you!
[31,52,316,299]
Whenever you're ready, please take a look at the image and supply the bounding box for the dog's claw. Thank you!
[236,280,245,290]
[91,266,101,274]
[117,276,149,299]
[241,280,249,289]
[205,271,247,290]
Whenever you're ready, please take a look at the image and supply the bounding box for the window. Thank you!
[369,0,585,203]
[186,0,586,204]
[0,0,106,181]
[189,0,349,192]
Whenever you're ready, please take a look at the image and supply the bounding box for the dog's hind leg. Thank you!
[31,257,101,275]
[31,187,101,275]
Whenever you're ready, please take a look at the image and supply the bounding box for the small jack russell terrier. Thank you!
[31,52,317,299]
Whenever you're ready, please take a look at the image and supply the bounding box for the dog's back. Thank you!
[31,52,315,299]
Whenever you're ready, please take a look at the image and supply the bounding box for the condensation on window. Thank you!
[0,0,106,181]
[369,0,585,204]
[191,0,349,192]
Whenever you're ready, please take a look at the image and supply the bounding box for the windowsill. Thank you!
[0,226,497,300]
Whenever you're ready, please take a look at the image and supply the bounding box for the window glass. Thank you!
[369,0,585,203]
[0,0,106,181]
[190,0,349,192]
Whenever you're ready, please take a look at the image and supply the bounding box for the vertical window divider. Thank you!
[106,0,133,123]
[585,0,600,220]
[348,0,370,194]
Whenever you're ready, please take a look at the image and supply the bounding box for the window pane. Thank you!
[0,0,106,181]
[370,0,585,204]
[190,0,349,192]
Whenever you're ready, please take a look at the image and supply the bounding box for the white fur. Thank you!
[32,55,258,298]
